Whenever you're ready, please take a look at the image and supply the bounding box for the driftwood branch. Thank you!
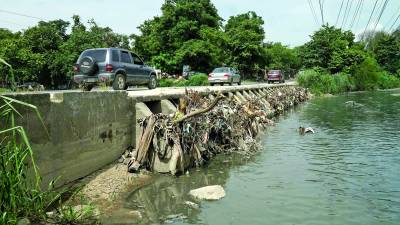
[174,95,226,123]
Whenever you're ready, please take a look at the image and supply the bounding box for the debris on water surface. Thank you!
[121,86,309,174]
[299,126,315,135]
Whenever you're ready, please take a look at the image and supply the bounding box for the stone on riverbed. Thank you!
[189,185,226,200]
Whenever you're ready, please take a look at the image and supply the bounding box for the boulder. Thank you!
[189,185,226,200]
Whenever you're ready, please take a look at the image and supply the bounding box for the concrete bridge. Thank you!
[2,82,296,187]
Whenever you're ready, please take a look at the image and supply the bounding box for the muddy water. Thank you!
[117,90,400,225]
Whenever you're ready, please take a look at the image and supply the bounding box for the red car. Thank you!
[266,70,285,83]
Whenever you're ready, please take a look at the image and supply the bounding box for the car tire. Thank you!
[148,74,157,89]
[113,74,126,90]
[79,56,97,75]
[238,79,241,85]
[211,83,214,86]
[220,83,224,86]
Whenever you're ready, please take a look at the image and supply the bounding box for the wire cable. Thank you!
[318,0,325,25]
[361,0,379,40]
[354,0,365,28]
[371,0,389,34]
[0,9,46,21]
[307,0,320,26]
[342,0,354,29]
[349,0,363,29]
[388,13,400,32]
[341,0,351,28]
[335,0,345,26]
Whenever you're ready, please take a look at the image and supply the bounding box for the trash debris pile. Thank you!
[122,86,309,175]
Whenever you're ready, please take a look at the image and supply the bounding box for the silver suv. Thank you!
[73,48,157,91]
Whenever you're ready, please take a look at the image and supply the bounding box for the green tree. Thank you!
[352,56,380,91]
[265,42,301,78]
[224,11,266,79]
[133,0,223,73]
[300,25,360,73]
[368,32,400,74]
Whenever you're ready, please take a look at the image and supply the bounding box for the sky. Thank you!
[1,0,400,47]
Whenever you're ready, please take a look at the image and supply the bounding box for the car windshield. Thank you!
[80,50,107,63]
[213,68,230,73]
[269,70,280,74]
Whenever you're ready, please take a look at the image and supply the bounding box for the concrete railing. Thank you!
[2,83,295,187]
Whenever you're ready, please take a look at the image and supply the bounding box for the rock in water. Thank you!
[189,185,226,200]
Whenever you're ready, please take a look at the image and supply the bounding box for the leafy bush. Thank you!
[186,74,209,86]
[351,57,380,91]
[377,71,400,89]
[158,78,175,87]
[297,69,353,95]
[158,74,209,87]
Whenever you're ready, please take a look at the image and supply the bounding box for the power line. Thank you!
[361,0,379,40]
[342,0,354,29]
[318,0,325,25]
[388,13,400,32]
[307,0,320,26]
[349,0,363,29]
[384,5,400,31]
[354,0,365,29]
[0,9,46,21]
[0,19,27,27]
[341,0,351,28]
[371,0,390,34]
[335,0,345,26]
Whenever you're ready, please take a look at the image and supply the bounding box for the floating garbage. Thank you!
[299,126,315,135]
[122,86,309,175]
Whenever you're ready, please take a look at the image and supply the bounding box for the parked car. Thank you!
[73,48,157,91]
[208,67,241,86]
[266,70,285,83]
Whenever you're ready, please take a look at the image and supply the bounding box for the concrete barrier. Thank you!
[2,83,296,187]
[3,91,135,187]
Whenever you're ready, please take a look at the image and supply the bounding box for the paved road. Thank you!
[127,81,296,98]
[4,81,296,96]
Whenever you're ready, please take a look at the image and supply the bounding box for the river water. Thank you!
[122,90,400,225]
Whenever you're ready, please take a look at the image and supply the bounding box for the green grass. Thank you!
[0,58,16,91]
[242,79,258,85]
[0,96,56,224]
[0,88,9,93]
[377,71,400,89]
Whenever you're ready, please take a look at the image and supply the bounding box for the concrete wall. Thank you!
[2,84,294,187]
[4,91,135,187]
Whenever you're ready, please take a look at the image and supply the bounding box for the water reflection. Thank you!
[124,155,257,224]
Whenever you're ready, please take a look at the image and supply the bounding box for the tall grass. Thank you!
[0,96,58,224]
[0,57,16,91]
[296,69,353,95]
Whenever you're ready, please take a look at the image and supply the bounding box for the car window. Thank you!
[80,50,107,62]
[112,50,120,62]
[121,51,132,63]
[213,68,230,73]
[130,52,144,65]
